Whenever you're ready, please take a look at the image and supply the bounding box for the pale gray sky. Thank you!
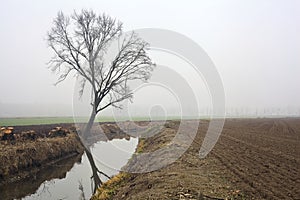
[0,0,299,117]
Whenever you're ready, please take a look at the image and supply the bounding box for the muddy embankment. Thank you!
[0,153,83,200]
[92,120,239,200]
[0,122,131,186]
[0,124,84,185]
[92,118,300,200]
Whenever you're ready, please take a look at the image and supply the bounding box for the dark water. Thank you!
[0,138,138,200]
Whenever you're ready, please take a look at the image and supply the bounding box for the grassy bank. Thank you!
[0,117,111,126]
[0,133,84,185]
[0,116,186,126]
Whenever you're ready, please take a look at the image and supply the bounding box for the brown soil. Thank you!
[8,123,76,138]
[93,118,300,200]
[0,123,86,185]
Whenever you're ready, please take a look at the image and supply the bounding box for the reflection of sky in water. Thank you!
[91,138,139,174]
[23,138,138,200]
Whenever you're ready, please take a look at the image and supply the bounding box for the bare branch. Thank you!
[47,10,155,135]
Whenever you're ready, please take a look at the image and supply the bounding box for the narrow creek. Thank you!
[0,137,138,200]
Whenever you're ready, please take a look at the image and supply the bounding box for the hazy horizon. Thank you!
[1,0,300,118]
[0,102,299,118]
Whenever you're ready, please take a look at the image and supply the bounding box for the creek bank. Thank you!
[0,131,84,185]
[92,120,245,200]
[0,122,132,186]
[0,153,83,200]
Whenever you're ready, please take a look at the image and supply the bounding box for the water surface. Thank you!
[0,137,138,200]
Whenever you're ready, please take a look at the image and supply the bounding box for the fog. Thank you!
[0,0,300,118]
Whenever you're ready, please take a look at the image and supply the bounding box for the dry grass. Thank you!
[91,172,130,200]
[0,133,83,183]
[136,138,145,153]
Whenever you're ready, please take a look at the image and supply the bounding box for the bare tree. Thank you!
[47,10,154,136]
[47,9,154,192]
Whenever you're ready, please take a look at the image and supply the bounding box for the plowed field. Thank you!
[96,118,300,200]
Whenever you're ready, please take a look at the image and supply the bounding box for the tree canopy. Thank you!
[47,10,155,129]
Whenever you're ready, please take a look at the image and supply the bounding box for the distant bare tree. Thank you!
[47,10,154,136]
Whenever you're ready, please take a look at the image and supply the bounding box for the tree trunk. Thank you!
[83,110,97,139]
[83,110,100,193]
[81,109,111,194]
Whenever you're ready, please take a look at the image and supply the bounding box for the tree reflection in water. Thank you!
[0,129,136,200]
[85,146,111,194]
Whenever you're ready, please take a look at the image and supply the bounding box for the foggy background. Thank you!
[0,0,299,118]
